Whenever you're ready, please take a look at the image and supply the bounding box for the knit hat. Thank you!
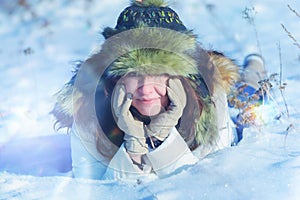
[100,0,201,78]
[102,0,189,39]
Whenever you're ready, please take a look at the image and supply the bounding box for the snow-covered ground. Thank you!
[0,0,300,199]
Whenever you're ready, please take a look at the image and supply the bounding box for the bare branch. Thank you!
[281,24,300,49]
[277,42,290,117]
[287,4,300,18]
[242,6,262,55]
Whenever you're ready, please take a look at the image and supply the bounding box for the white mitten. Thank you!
[112,84,148,155]
[146,79,187,141]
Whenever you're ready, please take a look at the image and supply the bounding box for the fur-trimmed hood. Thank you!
[105,27,199,77]
[51,0,240,159]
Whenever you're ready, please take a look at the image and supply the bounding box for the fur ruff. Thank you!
[107,28,198,77]
[208,51,241,94]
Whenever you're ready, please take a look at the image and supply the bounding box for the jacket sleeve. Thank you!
[145,127,198,178]
[103,127,198,180]
[192,86,238,159]
[102,143,154,180]
[213,86,238,147]
[70,126,107,180]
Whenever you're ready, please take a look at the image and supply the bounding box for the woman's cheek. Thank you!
[155,85,169,107]
[155,85,167,96]
[124,79,138,94]
[154,76,169,96]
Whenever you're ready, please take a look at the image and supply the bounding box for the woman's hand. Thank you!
[146,78,187,141]
[112,84,148,155]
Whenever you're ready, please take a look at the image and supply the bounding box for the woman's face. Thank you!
[122,74,169,116]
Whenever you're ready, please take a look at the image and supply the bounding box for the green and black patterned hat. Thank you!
[102,0,189,39]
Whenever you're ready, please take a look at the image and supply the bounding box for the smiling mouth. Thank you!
[137,98,160,104]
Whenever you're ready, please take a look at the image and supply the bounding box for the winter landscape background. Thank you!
[0,0,300,199]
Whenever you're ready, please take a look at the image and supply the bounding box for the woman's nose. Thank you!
[137,77,155,95]
[137,83,155,95]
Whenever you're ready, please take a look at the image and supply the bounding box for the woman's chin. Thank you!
[136,104,162,116]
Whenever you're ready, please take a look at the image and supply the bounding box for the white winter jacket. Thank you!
[70,87,237,181]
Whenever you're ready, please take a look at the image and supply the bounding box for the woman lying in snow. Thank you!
[51,0,266,180]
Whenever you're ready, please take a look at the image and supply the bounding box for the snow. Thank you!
[0,0,300,199]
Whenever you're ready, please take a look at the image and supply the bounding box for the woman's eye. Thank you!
[127,72,139,77]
